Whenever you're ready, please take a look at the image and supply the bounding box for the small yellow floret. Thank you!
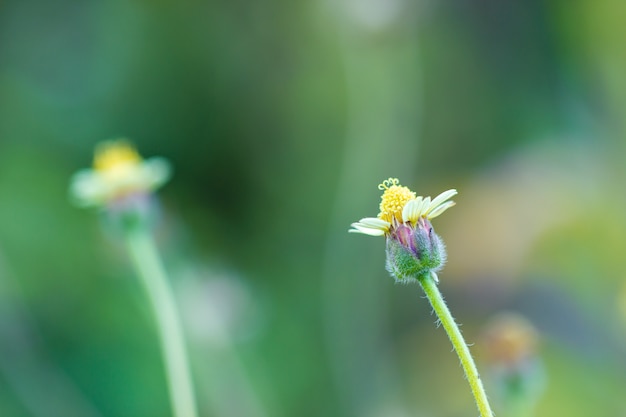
[93,140,142,172]
[377,178,416,223]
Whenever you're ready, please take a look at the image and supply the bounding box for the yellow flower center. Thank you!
[93,140,142,172]
[377,178,416,223]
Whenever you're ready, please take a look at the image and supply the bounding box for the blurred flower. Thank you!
[70,139,170,208]
[481,312,545,416]
[70,140,196,417]
[482,312,538,366]
[349,178,457,282]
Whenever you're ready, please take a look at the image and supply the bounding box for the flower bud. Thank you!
[385,217,446,282]
[349,179,457,283]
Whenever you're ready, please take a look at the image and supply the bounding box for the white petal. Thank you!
[408,197,425,220]
[427,200,456,219]
[69,170,108,207]
[356,217,390,229]
[425,189,457,215]
[415,196,430,218]
[349,218,390,235]
[429,189,457,208]
[402,198,422,223]
[143,157,172,189]
[349,224,386,236]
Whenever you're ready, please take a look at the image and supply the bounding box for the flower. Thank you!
[480,313,545,411]
[349,178,457,282]
[481,312,539,366]
[349,178,457,236]
[70,139,170,208]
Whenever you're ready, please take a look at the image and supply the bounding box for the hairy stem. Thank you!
[125,227,198,417]
[418,272,493,417]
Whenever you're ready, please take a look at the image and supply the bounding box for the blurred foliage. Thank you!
[1,0,626,416]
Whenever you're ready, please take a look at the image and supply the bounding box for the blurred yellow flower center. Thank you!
[93,141,142,172]
[377,178,416,223]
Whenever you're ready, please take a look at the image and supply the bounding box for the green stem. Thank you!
[418,272,493,417]
[125,227,198,417]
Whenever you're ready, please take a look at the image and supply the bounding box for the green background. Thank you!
[1,0,625,416]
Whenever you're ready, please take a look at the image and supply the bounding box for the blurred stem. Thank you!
[418,272,493,417]
[506,393,534,417]
[321,19,422,417]
[125,226,198,417]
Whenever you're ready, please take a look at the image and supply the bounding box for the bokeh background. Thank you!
[1,0,626,416]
